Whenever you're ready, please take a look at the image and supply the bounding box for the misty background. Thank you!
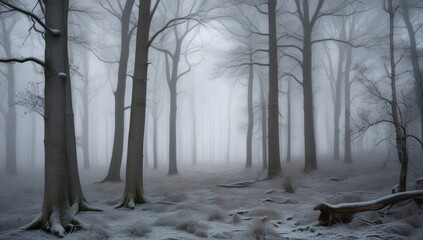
[0,0,422,176]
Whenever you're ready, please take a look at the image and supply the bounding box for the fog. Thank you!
[0,0,423,239]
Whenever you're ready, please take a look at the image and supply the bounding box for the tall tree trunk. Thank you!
[259,73,268,169]
[226,88,233,163]
[388,0,408,192]
[343,44,353,164]
[82,51,90,169]
[267,0,281,178]
[102,0,135,182]
[333,44,345,161]
[116,0,150,209]
[168,84,178,175]
[246,53,254,168]
[302,1,317,173]
[153,114,158,169]
[191,87,197,166]
[66,45,99,213]
[1,19,17,175]
[286,78,291,163]
[400,0,423,141]
[23,0,83,236]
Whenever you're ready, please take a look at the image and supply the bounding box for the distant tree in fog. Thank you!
[222,0,279,174]
[101,0,136,183]
[0,7,18,175]
[152,0,212,175]
[279,0,362,172]
[0,0,100,236]
[322,2,366,164]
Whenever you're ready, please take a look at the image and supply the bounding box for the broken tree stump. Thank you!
[313,190,423,226]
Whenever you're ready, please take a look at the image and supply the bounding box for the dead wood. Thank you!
[216,176,269,188]
[262,198,293,204]
[313,190,423,226]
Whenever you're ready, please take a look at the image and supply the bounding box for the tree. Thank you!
[267,0,281,177]
[279,0,361,172]
[0,0,100,236]
[0,8,18,175]
[399,0,423,142]
[356,0,413,192]
[231,0,281,175]
[101,0,136,182]
[152,0,208,175]
[115,0,152,209]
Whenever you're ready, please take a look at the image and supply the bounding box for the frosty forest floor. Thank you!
[0,160,422,239]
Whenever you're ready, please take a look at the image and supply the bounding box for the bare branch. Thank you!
[0,0,60,36]
[0,57,45,67]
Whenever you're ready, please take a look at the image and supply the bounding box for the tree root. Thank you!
[313,190,423,226]
[21,208,84,237]
[115,193,149,209]
[71,197,102,214]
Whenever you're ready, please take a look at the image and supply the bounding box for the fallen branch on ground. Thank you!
[216,176,269,188]
[313,190,423,226]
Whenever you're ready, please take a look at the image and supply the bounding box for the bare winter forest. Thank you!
[0,0,423,239]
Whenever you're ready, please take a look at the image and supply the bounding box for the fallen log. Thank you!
[313,190,423,226]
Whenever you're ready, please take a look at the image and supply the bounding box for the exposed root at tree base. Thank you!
[115,193,149,209]
[71,197,102,214]
[21,209,84,237]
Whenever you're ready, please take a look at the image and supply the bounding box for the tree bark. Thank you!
[314,190,423,226]
[102,0,135,182]
[267,0,281,178]
[23,0,82,236]
[246,53,254,168]
[259,73,268,169]
[343,43,353,164]
[116,0,150,209]
[333,43,345,162]
[82,50,90,169]
[168,82,179,175]
[300,1,318,173]
[286,78,291,163]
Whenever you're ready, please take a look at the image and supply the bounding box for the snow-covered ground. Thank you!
[0,160,422,239]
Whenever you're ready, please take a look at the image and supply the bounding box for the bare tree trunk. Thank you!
[301,1,317,173]
[267,0,281,178]
[116,0,150,209]
[168,83,179,175]
[286,78,291,163]
[102,0,135,182]
[153,114,158,169]
[226,88,233,163]
[259,73,268,169]
[1,19,17,175]
[343,44,353,164]
[388,0,408,192]
[82,51,90,169]
[191,86,197,166]
[246,53,254,168]
[23,0,83,236]
[333,43,345,161]
[400,0,423,141]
